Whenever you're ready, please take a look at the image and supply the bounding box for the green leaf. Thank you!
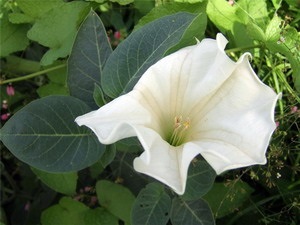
[175,0,205,3]
[0,13,29,57]
[84,208,118,225]
[4,56,40,74]
[134,2,206,30]
[101,12,199,98]
[131,183,171,225]
[265,15,282,42]
[37,63,69,98]
[42,197,118,225]
[68,10,112,109]
[0,95,105,172]
[110,151,148,195]
[99,144,116,168]
[182,159,216,201]
[247,20,266,42]
[37,83,69,98]
[203,180,254,218]
[109,0,134,5]
[206,0,239,33]
[96,180,136,223]
[41,197,89,225]
[13,0,64,22]
[89,144,116,178]
[166,12,207,55]
[27,1,89,66]
[31,167,77,195]
[8,12,33,24]
[235,0,269,29]
[93,84,107,107]
[170,197,215,225]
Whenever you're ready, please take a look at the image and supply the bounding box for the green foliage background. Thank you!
[1,0,300,225]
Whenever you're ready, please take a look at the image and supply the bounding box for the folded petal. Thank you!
[190,54,279,174]
[133,129,201,194]
[75,92,158,144]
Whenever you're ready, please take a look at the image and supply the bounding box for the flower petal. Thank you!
[133,34,237,126]
[133,130,201,194]
[191,54,279,174]
[75,92,156,144]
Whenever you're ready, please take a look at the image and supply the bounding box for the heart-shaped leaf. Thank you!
[131,183,171,225]
[96,180,135,224]
[0,95,105,172]
[170,198,215,225]
[182,159,216,201]
[68,10,112,109]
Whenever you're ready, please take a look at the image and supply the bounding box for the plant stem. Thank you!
[227,189,300,225]
[0,64,66,85]
[225,44,262,53]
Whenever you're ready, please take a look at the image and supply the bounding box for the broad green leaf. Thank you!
[0,95,105,172]
[93,84,107,107]
[12,0,64,22]
[84,208,118,225]
[166,12,206,55]
[27,1,89,66]
[4,56,40,74]
[96,180,135,223]
[86,0,105,3]
[246,20,266,41]
[89,144,116,178]
[175,0,205,3]
[41,197,89,225]
[99,144,116,168]
[131,183,171,225]
[68,10,112,109]
[236,0,269,29]
[37,83,69,98]
[31,167,77,195]
[203,180,254,218]
[134,2,206,30]
[109,0,133,5]
[37,64,69,98]
[8,13,32,24]
[206,0,239,33]
[182,159,216,200]
[0,13,29,57]
[134,0,154,16]
[265,15,282,41]
[110,151,148,195]
[101,12,200,98]
[170,197,215,225]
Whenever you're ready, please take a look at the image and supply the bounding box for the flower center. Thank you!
[167,115,190,146]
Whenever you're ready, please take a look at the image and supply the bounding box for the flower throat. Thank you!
[167,116,190,146]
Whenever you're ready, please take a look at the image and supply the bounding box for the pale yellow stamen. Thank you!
[168,115,190,146]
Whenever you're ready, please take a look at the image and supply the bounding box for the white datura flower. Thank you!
[76,33,279,195]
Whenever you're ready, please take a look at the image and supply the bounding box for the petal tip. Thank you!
[216,33,228,50]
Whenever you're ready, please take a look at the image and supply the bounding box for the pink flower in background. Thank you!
[6,83,15,96]
[114,31,121,40]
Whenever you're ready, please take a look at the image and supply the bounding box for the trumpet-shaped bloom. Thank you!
[76,34,279,195]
